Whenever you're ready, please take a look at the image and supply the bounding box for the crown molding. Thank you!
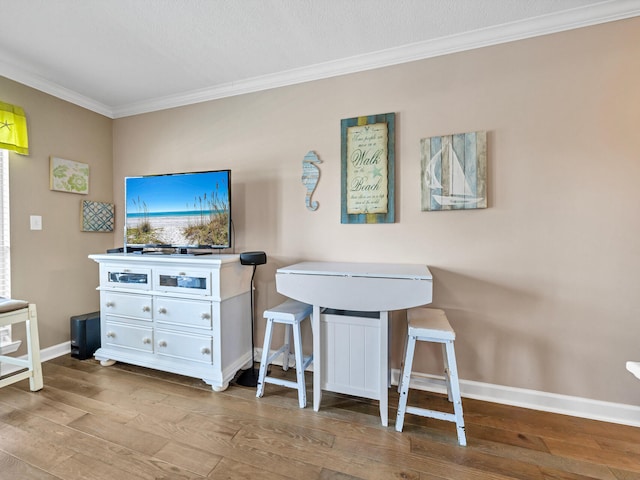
[1,61,113,118]
[4,0,639,119]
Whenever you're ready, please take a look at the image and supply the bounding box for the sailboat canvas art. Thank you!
[420,131,487,211]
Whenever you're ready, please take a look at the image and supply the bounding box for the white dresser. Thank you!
[89,254,252,391]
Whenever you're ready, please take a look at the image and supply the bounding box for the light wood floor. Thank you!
[1,356,639,479]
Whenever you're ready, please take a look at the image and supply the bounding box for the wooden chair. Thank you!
[256,299,313,408]
[0,298,43,391]
[396,307,465,446]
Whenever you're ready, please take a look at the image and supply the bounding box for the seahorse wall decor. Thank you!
[302,150,322,211]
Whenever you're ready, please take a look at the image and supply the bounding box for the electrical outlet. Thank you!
[30,215,42,230]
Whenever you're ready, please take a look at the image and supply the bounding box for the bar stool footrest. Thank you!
[0,357,30,369]
[300,354,313,371]
[263,377,301,390]
[265,345,289,366]
[405,406,457,423]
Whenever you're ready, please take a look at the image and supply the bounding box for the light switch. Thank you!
[30,215,42,230]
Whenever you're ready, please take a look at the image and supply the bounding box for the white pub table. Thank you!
[275,261,433,426]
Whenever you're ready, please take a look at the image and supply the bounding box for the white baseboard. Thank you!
[256,347,640,428]
[388,368,640,428]
[42,341,72,362]
[3,342,638,428]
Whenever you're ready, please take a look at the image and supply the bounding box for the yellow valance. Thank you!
[0,101,29,155]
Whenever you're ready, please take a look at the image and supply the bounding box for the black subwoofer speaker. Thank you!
[70,311,101,360]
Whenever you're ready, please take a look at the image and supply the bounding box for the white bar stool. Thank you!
[256,299,313,408]
[0,298,43,391]
[396,307,466,446]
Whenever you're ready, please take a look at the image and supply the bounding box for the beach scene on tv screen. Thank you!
[125,171,230,247]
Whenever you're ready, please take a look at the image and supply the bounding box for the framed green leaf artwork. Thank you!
[341,112,395,224]
[50,156,89,194]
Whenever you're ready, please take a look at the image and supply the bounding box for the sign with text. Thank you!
[346,122,388,215]
[341,113,395,224]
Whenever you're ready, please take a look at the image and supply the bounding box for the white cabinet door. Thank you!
[320,310,381,400]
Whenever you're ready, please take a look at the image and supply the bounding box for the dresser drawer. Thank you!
[104,320,153,353]
[103,292,153,320]
[155,329,213,364]
[154,268,211,296]
[101,264,151,291]
[155,297,213,329]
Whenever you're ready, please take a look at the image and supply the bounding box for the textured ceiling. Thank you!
[1,0,638,117]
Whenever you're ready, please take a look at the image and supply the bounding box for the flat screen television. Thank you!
[124,170,231,252]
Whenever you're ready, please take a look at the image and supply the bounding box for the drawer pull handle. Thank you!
[142,337,151,344]
[158,307,167,314]
[158,340,167,347]
[142,306,151,312]
[123,269,131,273]
[201,313,211,320]
[178,272,187,276]
[106,331,116,338]
[201,347,211,355]
[106,301,115,308]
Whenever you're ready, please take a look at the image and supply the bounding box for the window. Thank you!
[0,148,12,346]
